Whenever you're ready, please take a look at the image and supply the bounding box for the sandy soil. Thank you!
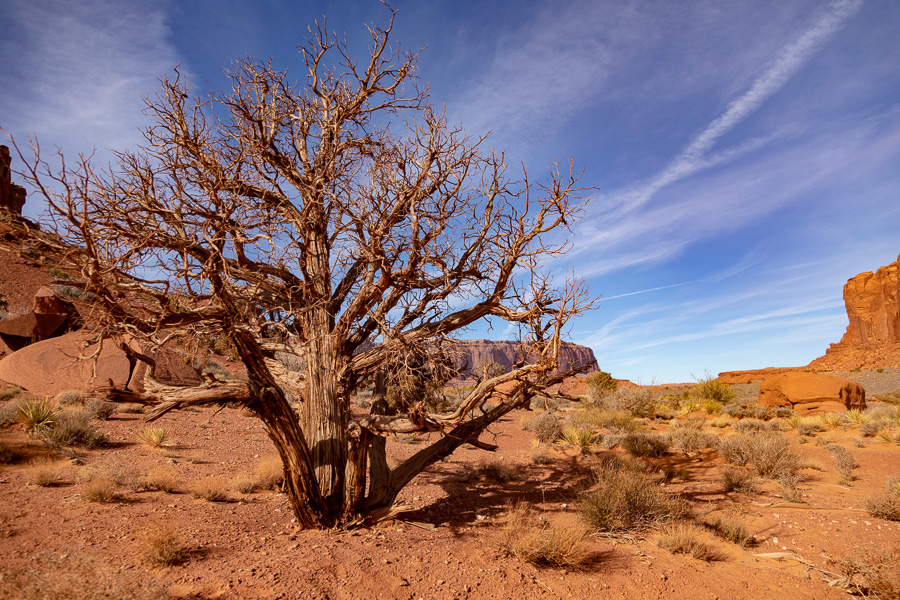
[2,391,899,600]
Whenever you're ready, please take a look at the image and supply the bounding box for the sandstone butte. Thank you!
[720,251,900,383]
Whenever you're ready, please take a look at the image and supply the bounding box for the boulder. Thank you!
[758,372,866,415]
[0,332,202,396]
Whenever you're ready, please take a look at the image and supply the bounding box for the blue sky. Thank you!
[2,0,899,383]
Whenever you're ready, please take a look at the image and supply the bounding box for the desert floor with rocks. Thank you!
[2,373,899,600]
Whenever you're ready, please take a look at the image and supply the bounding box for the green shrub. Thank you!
[16,399,55,432]
[691,375,736,404]
[579,457,687,533]
[585,370,617,401]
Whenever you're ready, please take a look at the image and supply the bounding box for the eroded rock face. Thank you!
[450,339,597,375]
[758,372,866,415]
[0,145,26,215]
[809,253,900,370]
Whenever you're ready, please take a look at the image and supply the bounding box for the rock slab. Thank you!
[758,372,866,415]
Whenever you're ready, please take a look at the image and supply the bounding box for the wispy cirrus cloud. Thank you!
[0,0,183,166]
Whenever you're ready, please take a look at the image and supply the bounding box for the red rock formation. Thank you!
[450,339,597,375]
[0,145,26,215]
[809,253,900,370]
[758,372,865,415]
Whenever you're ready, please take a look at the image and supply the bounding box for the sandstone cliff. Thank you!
[450,339,597,375]
[808,253,900,370]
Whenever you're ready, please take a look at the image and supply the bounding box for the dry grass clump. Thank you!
[26,458,62,487]
[139,522,190,566]
[138,427,174,448]
[721,466,757,494]
[718,432,800,480]
[579,457,687,533]
[80,476,119,503]
[83,399,116,421]
[569,408,640,433]
[142,466,177,493]
[0,384,22,402]
[76,458,137,503]
[705,512,753,547]
[496,503,593,569]
[53,389,85,406]
[669,427,718,452]
[825,444,858,485]
[0,441,24,464]
[655,524,720,561]
[119,403,145,414]
[523,412,563,443]
[837,548,900,600]
[0,553,168,600]
[191,476,229,501]
[253,455,285,490]
[232,477,256,494]
[622,432,670,457]
[40,409,105,448]
[866,478,900,522]
[478,461,519,483]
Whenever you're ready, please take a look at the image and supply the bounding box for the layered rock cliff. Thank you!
[808,253,900,370]
[451,339,597,375]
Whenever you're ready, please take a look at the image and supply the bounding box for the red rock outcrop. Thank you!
[0,145,26,215]
[449,339,597,375]
[758,372,865,415]
[809,253,900,370]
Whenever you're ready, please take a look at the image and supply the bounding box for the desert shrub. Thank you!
[119,403,145,414]
[861,419,891,437]
[596,386,657,418]
[721,467,757,494]
[26,458,62,487]
[497,503,593,569]
[656,524,719,560]
[253,455,284,490]
[796,418,827,436]
[53,389,85,406]
[524,412,563,443]
[0,385,22,402]
[190,476,229,502]
[721,403,749,419]
[142,466,177,493]
[825,444,858,484]
[138,427,174,448]
[80,476,119,503]
[531,452,553,465]
[709,415,733,428]
[670,428,718,453]
[1,553,168,600]
[16,399,55,432]
[705,512,752,547]
[732,419,767,433]
[838,549,900,600]
[232,477,256,494]
[777,472,806,503]
[478,461,519,483]
[866,478,900,522]
[872,391,900,406]
[40,409,105,448]
[622,432,670,458]
[558,427,595,452]
[771,406,793,419]
[579,457,687,533]
[718,432,800,480]
[585,370,617,402]
[691,376,736,405]
[140,522,190,566]
[83,399,116,421]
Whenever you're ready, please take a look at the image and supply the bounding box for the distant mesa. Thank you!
[449,339,597,376]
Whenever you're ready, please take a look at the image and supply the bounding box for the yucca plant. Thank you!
[558,427,595,452]
[17,399,55,432]
[877,427,895,443]
[784,414,801,430]
[844,409,865,425]
[138,427,174,448]
[819,412,844,429]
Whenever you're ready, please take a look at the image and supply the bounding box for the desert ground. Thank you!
[1,372,899,600]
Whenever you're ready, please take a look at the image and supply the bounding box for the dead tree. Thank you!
[13,7,596,528]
